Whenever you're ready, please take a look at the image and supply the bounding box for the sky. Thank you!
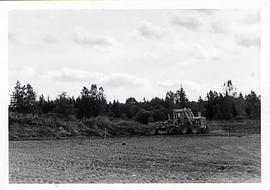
[8,9,260,102]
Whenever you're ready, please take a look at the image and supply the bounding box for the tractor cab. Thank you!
[172,108,208,134]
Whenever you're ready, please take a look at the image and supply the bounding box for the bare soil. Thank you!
[9,132,260,183]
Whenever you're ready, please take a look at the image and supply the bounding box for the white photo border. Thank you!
[0,0,269,190]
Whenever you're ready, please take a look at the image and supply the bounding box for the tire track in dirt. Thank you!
[9,134,261,183]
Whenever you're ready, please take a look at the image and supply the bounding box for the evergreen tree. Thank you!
[10,81,36,114]
[175,86,188,108]
[10,80,24,113]
[24,84,37,113]
[77,84,107,118]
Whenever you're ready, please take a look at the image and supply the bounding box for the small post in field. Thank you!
[104,128,107,140]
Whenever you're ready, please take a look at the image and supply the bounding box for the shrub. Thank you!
[135,109,153,124]
[9,112,154,140]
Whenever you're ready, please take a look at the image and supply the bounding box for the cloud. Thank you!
[194,9,217,15]
[8,31,17,43]
[157,79,203,91]
[157,80,180,89]
[43,68,103,83]
[211,21,227,34]
[244,12,260,24]
[9,66,36,82]
[234,34,260,47]
[73,30,115,46]
[188,45,221,60]
[43,68,145,88]
[172,17,200,30]
[103,73,145,88]
[9,30,58,47]
[22,66,36,77]
[43,34,58,44]
[138,22,166,39]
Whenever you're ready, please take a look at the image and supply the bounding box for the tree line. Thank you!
[9,80,261,124]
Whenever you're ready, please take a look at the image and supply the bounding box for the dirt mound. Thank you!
[9,113,154,140]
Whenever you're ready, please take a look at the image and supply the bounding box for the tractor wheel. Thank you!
[202,125,209,133]
[191,126,202,134]
[164,124,174,134]
[181,126,189,134]
[166,128,171,135]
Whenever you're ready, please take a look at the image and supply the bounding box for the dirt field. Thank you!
[9,132,260,183]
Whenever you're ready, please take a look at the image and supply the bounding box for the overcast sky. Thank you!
[9,9,260,102]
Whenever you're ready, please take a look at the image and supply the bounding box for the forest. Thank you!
[9,80,261,125]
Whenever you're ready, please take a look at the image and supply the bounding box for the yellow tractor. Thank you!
[154,108,208,135]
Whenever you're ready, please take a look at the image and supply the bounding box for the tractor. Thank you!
[154,108,208,135]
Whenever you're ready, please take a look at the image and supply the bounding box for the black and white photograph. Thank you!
[8,8,261,184]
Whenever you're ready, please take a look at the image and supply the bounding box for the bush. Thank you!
[152,109,168,122]
[135,109,153,124]
[234,115,246,120]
